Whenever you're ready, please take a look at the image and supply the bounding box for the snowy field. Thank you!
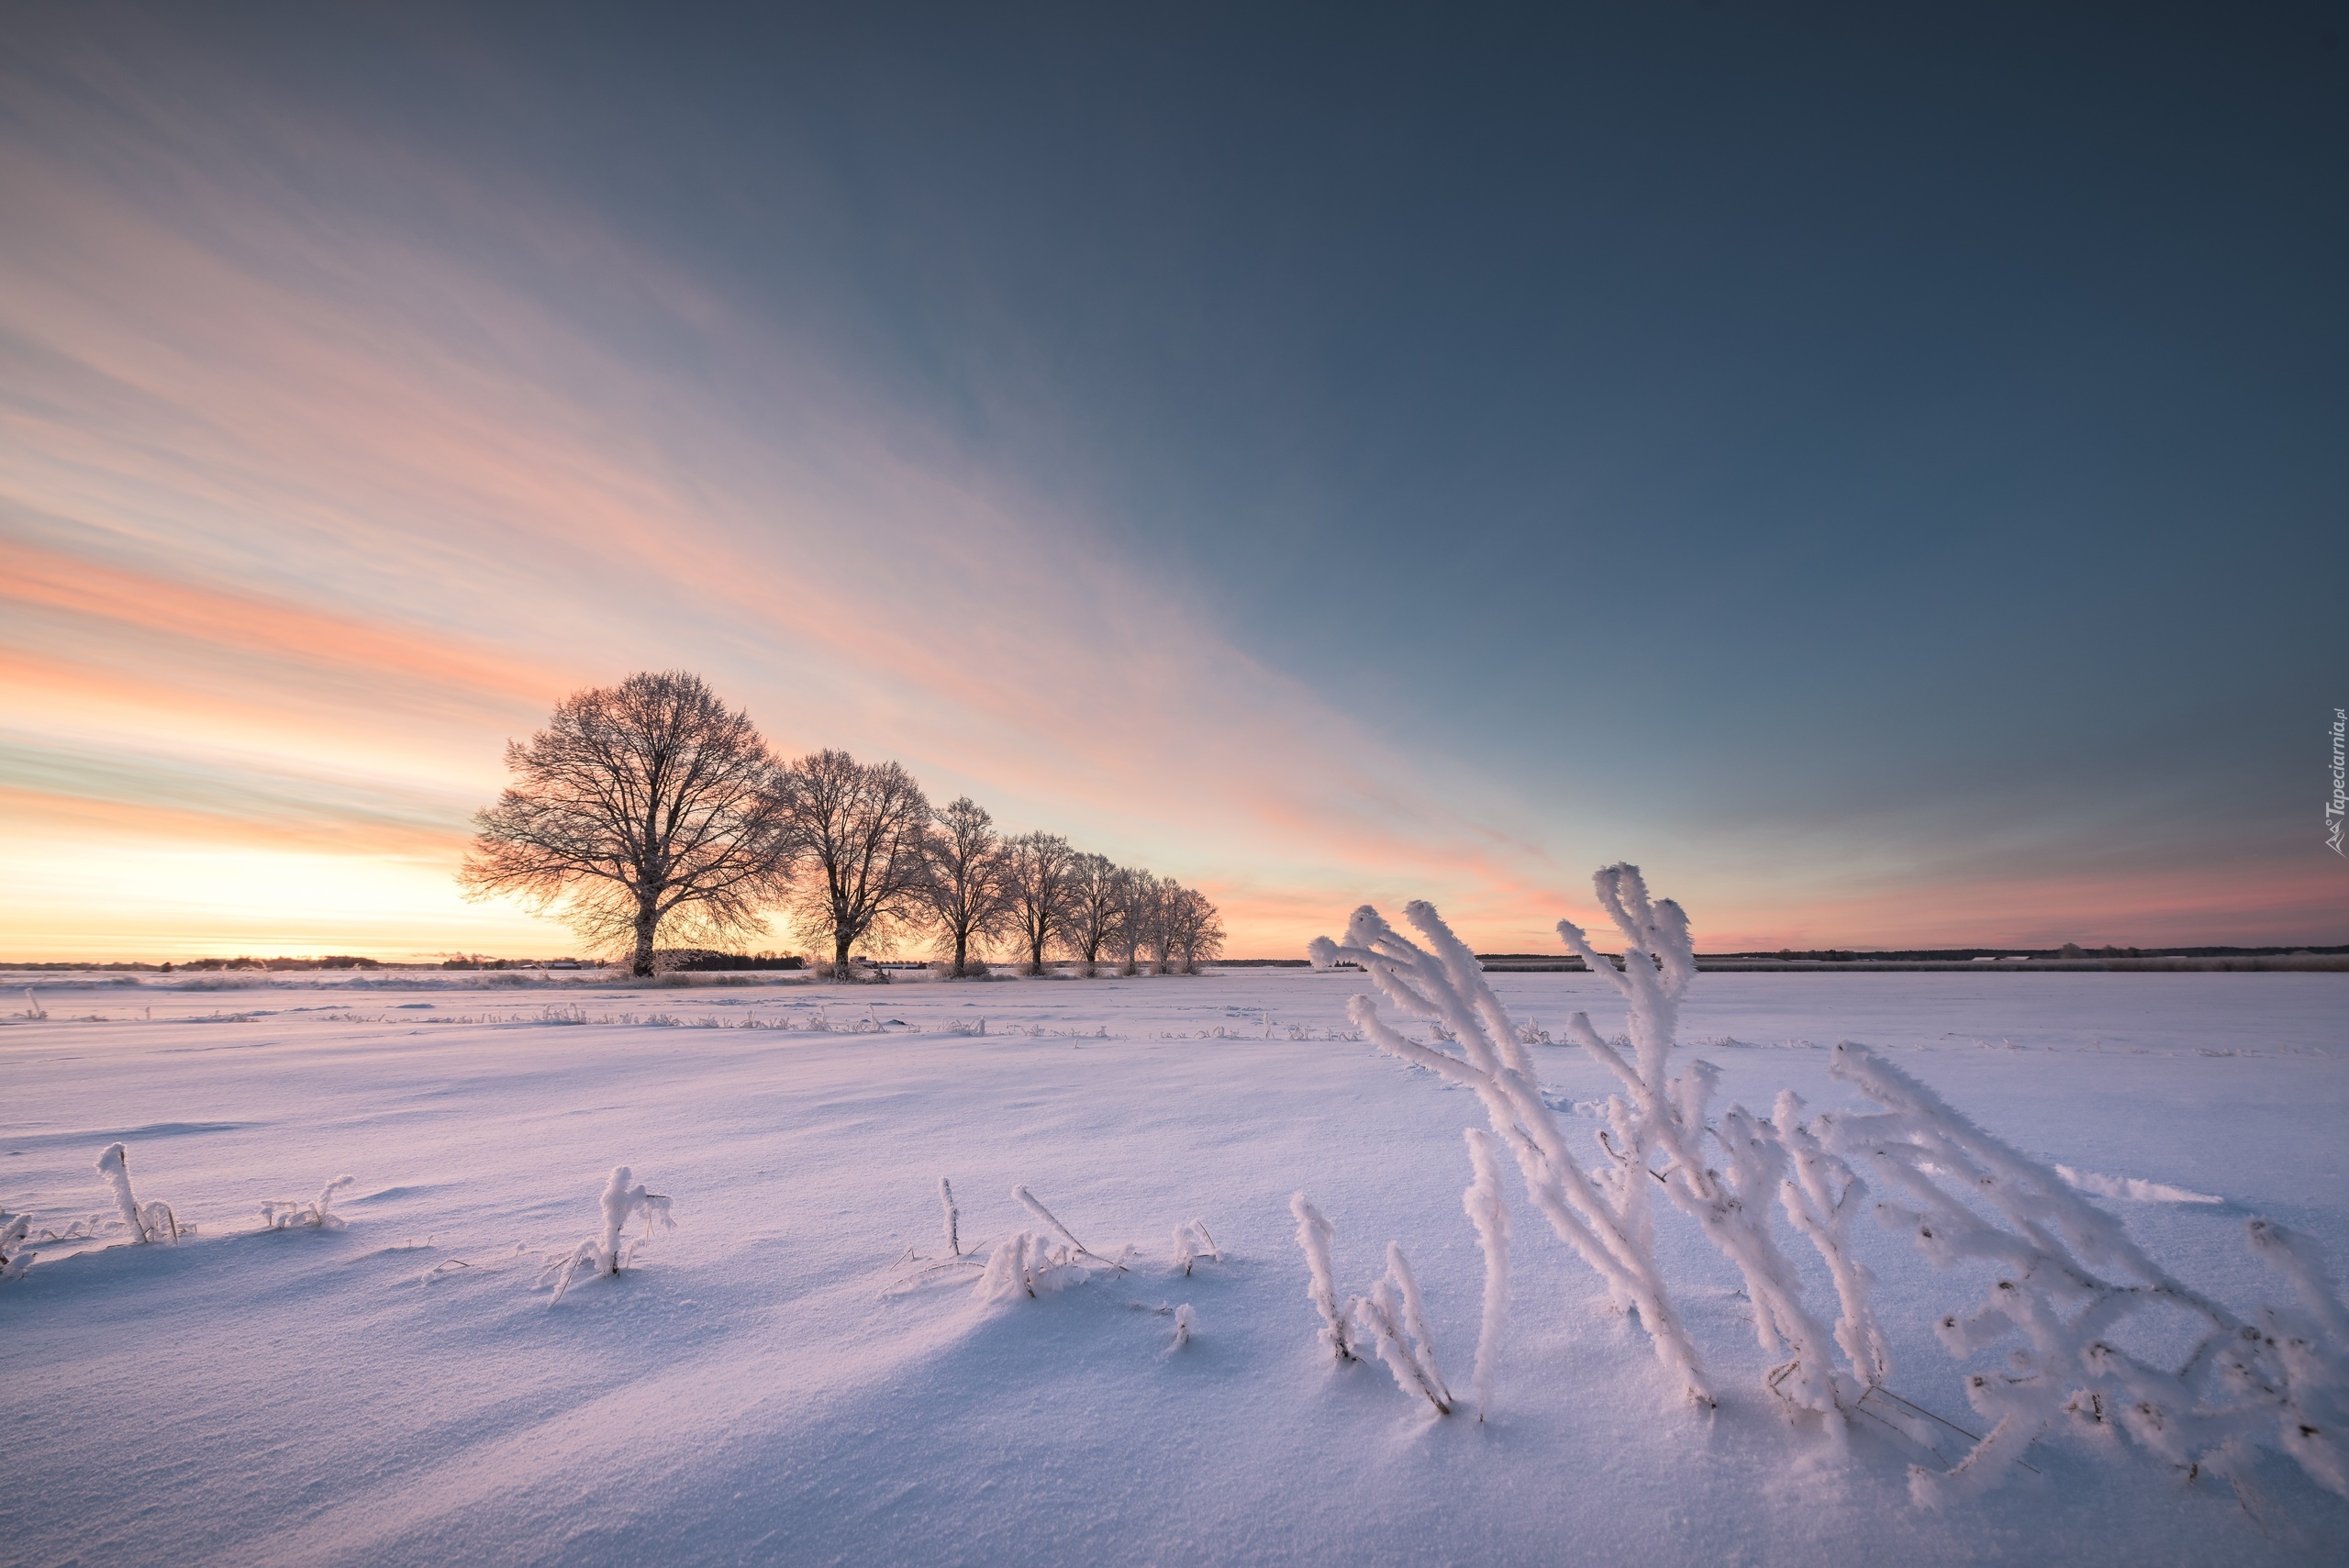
[4,962,2346,1566]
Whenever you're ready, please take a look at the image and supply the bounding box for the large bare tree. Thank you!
[777,749,933,972]
[458,671,795,977]
[920,796,1013,978]
[1002,830,1076,975]
[1061,852,1125,977]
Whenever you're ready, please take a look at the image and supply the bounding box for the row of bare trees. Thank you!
[459,672,1223,978]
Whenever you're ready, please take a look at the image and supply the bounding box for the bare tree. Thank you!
[1062,852,1126,977]
[1166,884,1226,973]
[920,796,1014,978]
[1139,875,1179,973]
[776,750,933,973]
[458,672,794,977]
[1002,831,1077,975]
[1113,868,1160,975]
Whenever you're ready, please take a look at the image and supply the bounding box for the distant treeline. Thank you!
[460,671,1224,979]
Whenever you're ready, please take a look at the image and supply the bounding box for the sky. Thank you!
[2,1,2343,962]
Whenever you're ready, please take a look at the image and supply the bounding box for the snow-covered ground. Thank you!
[3,965,2344,1565]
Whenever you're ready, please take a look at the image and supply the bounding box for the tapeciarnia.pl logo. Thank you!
[2330,707,2346,856]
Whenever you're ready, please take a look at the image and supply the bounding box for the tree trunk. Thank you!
[630,903,659,977]
[952,929,969,978]
[834,929,854,971]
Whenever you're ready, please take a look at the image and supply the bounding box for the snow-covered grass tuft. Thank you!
[260,1174,358,1231]
[1171,1302,1196,1349]
[0,1204,32,1282]
[891,1181,1197,1305]
[536,1165,674,1305]
[95,1141,186,1244]
[1171,1218,1219,1276]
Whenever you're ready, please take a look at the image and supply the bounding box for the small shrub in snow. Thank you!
[1315,861,2349,1509]
[892,1181,1181,1305]
[1,1205,32,1282]
[95,1142,186,1244]
[537,1165,674,1304]
[259,1174,357,1231]
[974,1229,1097,1303]
[1172,1302,1196,1350]
[1820,1041,2349,1508]
[1171,1218,1220,1276]
[1310,885,1709,1404]
[1288,1194,1451,1413]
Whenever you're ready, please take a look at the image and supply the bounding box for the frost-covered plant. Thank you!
[1462,1129,1511,1420]
[1309,889,1709,1404]
[1171,1218,1220,1276]
[538,1165,674,1304]
[1316,862,2349,1511]
[939,1177,962,1258]
[1352,1242,1453,1416]
[886,1181,1143,1302]
[260,1174,356,1231]
[95,1142,184,1244]
[1289,1194,1453,1413]
[1290,1193,1358,1362]
[974,1229,1097,1303]
[1312,866,1893,1416]
[1171,1302,1197,1350]
[1,1206,32,1282]
[1820,1041,2349,1507]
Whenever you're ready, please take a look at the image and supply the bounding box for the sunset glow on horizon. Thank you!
[4,7,2340,963]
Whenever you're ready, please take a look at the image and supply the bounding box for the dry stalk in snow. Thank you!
[538,1166,673,1304]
